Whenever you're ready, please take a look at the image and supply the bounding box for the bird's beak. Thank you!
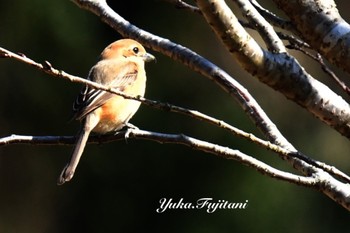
[143,53,156,62]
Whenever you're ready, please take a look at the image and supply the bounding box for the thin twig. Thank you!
[286,44,350,95]
[0,131,318,187]
[249,0,295,32]
[317,53,350,95]
[233,0,286,53]
[164,0,202,14]
[277,32,311,48]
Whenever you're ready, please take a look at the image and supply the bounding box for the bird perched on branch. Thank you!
[58,39,155,185]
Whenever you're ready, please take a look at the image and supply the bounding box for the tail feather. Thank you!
[57,128,90,185]
[58,115,98,185]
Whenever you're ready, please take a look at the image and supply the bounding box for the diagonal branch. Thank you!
[233,0,286,53]
[286,43,350,96]
[272,0,350,74]
[249,0,294,31]
[164,0,202,14]
[195,0,350,139]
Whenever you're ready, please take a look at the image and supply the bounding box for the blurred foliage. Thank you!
[0,0,350,232]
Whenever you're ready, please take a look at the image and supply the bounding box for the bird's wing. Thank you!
[72,62,138,120]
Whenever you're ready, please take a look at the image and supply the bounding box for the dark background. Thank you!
[1,0,350,232]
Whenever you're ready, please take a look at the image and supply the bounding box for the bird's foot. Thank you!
[122,123,138,143]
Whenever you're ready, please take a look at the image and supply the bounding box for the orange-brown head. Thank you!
[100,39,155,62]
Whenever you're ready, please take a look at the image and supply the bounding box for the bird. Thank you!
[57,39,155,185]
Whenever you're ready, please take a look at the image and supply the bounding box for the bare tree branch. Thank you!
[249,0,294,31]
[3,130,350,210]
[233,0,286,52]
[164,0,201,14]
[0,130,319,187]
[273,0,350,74]
[286,43,350,95]
[278,32,311,49]
[195,0,350,139]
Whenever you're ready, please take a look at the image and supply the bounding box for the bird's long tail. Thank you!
[57,115,98,185]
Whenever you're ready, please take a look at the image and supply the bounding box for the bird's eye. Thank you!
[133,47,139,54]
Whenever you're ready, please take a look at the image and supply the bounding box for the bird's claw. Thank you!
[125,123,139,130]
[123,123,138,143]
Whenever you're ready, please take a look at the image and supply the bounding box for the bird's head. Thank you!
[100,39,155,62]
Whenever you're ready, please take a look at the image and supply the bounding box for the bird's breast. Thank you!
[91,72,146,134]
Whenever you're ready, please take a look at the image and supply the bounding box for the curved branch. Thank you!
[195,0,350,139]
[3,130,350,210]
[0,130,317,187]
